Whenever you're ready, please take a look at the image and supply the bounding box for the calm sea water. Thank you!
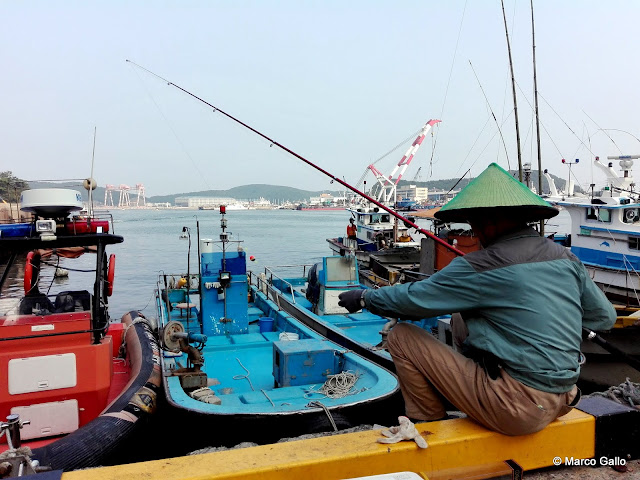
[2,207,570,321]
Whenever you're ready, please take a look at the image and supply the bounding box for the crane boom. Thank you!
[369,119,440,204]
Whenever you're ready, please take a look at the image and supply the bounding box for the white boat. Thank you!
[248,198,274,210]
[544,154,640,304]
[199,202,247,211]
[225,202,248,210]
[327,205,420,268]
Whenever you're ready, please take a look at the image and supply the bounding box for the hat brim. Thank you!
[434,205,559,224]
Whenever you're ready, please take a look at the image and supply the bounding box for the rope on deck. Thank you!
[233,357,255,391]
[304,371,363,399]
[585,378,640,408]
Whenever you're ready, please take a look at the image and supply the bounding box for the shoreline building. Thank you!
[308,193,346,207]
[396,185,429,204]
[174,196,237,208]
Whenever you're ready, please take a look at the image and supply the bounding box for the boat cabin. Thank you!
[0,189,123,444]
[546,155,640,301]
[348,206,419,251]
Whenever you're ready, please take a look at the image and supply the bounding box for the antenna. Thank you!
[88,127,97,216]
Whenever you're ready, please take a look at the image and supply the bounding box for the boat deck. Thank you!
[161,289,398,414]
[284,285,443,361]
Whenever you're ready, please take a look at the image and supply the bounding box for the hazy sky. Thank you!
[2,1,639,196]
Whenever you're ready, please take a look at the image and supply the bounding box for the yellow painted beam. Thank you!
[66,410,595,480]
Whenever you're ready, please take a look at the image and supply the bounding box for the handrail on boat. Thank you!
[156,273,200,329]
[262,268,297,304]
[258,264,314,305]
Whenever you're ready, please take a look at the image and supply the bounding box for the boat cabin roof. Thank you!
[0,233,123,253]
[346,207,391,216]
[555,197,640,209]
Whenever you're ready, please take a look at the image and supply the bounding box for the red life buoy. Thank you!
[24,251,35,294]
[107,254,116,296]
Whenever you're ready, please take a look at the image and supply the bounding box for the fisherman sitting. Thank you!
[338,163,616,436]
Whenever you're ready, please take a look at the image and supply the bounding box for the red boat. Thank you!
[0,189,160,475]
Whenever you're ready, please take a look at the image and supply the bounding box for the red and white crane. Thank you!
[365,119,440,205]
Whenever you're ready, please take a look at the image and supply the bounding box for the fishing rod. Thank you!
[468,60,511,173]
[126,60,465,257]
[583,327,640,373]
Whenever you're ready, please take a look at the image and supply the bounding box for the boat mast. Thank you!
[501,0,523,182]
[89,126,97,216]
[531,0,544,235]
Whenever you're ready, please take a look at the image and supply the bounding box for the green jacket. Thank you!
[364,227,616,393]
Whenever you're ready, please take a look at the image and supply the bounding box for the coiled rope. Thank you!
[586,378,640,408]
[305,371,363,399]
[119,314,154,358]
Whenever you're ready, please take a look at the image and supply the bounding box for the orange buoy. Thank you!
[24,251,36,294]
[107,254,116,296]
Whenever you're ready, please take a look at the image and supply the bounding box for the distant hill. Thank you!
[147,184,344,204]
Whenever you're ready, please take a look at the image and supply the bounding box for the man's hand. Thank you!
[338,289,366,313]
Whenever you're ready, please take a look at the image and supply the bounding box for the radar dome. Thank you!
[20,189,84,218]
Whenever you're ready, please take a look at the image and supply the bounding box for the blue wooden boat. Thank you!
[259,255,449,373]
[155,209,400,449]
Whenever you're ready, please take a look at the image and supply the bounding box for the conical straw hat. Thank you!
[434,163,558,223]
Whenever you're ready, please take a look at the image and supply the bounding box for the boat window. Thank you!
[629,237,640,250]
[586,207,611,223]
[598,209,611,223]
[370,214,381,224]
[623,208,640,224]
[381,215,390,223]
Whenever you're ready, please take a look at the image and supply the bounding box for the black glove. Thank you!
[338,289,366,313]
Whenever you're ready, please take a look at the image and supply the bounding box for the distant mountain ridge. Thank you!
[147,184,343,204]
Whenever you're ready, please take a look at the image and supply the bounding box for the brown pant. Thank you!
[386,319,578,436]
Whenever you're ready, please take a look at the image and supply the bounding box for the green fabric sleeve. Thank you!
[580,266,617,331]
[364,257,481,317]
